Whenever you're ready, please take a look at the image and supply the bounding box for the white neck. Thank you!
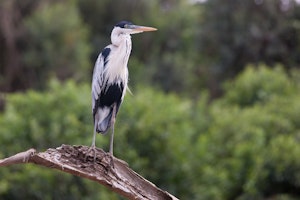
[105,28,132,85]
[111,27,132,47]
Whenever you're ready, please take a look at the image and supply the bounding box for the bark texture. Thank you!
[0,145,178,200]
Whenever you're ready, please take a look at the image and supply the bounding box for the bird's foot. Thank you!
[104,152,115,169]
[84,145,97,162]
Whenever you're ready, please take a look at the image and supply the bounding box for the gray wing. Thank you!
[92,47,111,112]
[92,54,103,112]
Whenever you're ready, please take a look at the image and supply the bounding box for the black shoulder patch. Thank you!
[100,83,124,107]
[102,48,111,67]
[93,82,125,122]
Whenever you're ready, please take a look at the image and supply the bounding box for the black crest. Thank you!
[115,21,133,28]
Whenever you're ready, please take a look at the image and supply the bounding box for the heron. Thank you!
[90,21,157,158]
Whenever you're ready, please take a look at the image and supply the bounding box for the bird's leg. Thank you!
[85,122,98,162]
[91,123,97,148]
[109,104,117,154]
[107,103,117,167]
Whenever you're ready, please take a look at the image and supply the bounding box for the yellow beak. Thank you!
[133,26,157,32]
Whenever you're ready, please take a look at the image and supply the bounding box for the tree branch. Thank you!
[0,145,178,200]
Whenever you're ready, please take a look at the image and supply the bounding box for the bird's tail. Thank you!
[96,108,113,134]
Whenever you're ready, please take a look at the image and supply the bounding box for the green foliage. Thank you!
[2,0,300,199]
[200,0,300,83]
[116,87,195,197]
[0,80,196,199]
[0,79,92,154]
[222,65,295,107]
[23,0,91,88]
[2,0,300,98]
[77,0,203,94]
[0,79,121,199]
[2,66,300,199]
[192,65,300,200]
[134,1,203,93]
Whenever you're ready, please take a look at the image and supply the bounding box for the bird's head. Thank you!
[114,21,157,35]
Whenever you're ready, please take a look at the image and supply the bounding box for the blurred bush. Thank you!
[23,1,91,87]
[0,79,116,199]
[0,0,91,91]
[0,79,196,199]
[1,0,300,199]
[1,66,300,199]
[2,0,300,98]
[192,65,300,200]
[222,65,296,107]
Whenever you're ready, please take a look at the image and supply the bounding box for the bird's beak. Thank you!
[127,25,157,34]
[133,25,157,32]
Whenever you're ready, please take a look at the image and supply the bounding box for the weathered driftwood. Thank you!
[0,145,178,200]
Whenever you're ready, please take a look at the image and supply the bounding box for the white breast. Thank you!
[104,35,131,86]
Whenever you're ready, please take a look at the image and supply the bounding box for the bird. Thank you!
[90,21,157,157]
